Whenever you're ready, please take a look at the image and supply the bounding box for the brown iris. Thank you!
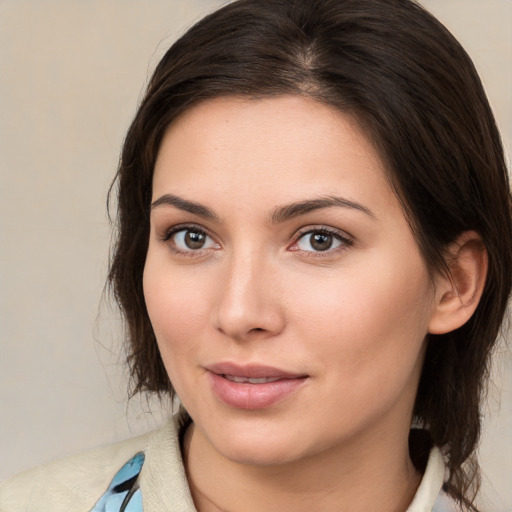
[185,231,207,249]
[310,232,333,251]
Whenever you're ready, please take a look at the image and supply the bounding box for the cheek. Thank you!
[142,255,211,370]
[290,252,432,383]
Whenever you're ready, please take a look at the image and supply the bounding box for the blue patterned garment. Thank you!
[89,453,145,512]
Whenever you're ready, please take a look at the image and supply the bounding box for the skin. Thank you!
[143,95,455,511]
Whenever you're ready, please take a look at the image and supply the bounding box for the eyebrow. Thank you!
[151,193,219,221]
[151,193,375,223]
[270,196,375,223]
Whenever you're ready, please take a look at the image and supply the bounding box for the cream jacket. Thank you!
[0,415,456,512]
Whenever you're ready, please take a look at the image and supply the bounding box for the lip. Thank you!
[205,362,308,410]
[207,362,305,379]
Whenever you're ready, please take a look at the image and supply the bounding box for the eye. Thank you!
[162,226,220,253]
[293,228,352,253]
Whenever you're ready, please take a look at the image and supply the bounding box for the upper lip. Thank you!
[206,362,307,379]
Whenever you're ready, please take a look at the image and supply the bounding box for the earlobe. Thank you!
[428,231,488,335]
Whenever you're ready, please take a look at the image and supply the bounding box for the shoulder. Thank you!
[0,427,154,512]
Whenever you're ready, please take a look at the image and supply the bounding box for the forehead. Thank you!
[152,95,396,215]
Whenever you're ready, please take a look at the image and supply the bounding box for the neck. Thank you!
[183,420,421,512]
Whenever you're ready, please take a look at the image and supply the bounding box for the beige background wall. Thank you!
[0,1,510,510]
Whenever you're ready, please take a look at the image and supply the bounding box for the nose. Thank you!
[213,249,286,342]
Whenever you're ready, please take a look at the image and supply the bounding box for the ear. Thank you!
[428,231,488,335]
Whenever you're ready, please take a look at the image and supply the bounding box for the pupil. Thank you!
[185,231,205,249]
[311,233,332,251]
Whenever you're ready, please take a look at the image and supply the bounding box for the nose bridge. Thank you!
[214,244,284,340]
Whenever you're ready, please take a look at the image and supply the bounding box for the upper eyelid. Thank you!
[160,223,210,239]
[294,225,353,242]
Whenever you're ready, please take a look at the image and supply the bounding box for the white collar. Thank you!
[407,446,449,511]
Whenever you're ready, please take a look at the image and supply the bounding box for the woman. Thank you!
[1,0,510,511]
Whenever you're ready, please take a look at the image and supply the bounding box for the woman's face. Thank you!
[144,95,438,466]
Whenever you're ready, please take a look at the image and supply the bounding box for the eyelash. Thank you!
[291,227,353,258]
[159,223,217,257]
[158,224,353,257]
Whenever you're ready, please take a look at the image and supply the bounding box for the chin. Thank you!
[215,435,304,467]
[198,412,315,467]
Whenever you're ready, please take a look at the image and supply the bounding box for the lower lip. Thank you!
[208,372,307,410]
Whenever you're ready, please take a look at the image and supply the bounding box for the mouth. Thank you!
[205,362,309,410]
[223,375,283,384]
[206,362,307,380]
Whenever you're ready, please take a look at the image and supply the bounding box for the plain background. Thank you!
[0,1,511,510]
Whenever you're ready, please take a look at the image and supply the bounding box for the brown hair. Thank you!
[108,0,512,508]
